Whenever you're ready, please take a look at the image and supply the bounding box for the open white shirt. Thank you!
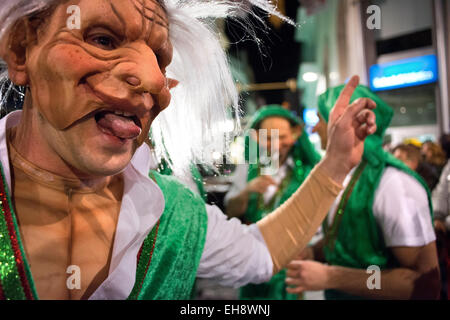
[0,111,273,300]
[327,165,436,247]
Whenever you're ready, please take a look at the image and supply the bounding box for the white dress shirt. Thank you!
[327,165,436,247]
[0,111,273,300]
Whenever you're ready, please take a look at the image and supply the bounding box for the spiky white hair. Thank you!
[0,0,291,175]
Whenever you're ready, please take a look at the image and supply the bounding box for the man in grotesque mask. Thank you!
[0,0,377,300]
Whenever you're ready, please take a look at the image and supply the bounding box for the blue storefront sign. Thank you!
[369,54,439,91]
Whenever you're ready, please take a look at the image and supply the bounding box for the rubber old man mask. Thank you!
[2,0,177,176]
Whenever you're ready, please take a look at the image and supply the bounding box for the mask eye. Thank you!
[85,29,120,51]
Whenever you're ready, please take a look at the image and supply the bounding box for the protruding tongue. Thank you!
[96,112,141,140]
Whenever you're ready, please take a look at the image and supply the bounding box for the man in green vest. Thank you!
[286,85,440,299]
[225,105,321,299]
[0,0,380,300]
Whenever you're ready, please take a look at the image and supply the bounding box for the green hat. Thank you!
[317,85,393,140]
[244,104,320,170]
[247,105,303,130]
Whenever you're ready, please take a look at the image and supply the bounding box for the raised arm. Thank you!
[257,75,377,274]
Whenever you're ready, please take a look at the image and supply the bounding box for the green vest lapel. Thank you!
[129,171,208,300]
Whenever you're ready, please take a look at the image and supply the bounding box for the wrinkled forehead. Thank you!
[107,0,168,30]
[51,0,169,35]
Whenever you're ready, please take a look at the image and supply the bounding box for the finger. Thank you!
[355,109,375,125]
[286,261,302,269]
[353,108,376,135]
[285,277,303,286]
[286,269,300,278]
[340,98,377,128]
[355,121,377,140]
[329,75,360,123]
[286,286,305,294]
[366,122,377,136]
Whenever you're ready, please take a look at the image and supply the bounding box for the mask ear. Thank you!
[167,78,179,90]
[1,18,40,86]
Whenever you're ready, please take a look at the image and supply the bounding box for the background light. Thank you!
[302,72,319,82]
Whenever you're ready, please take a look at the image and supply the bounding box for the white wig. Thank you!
[0,0,291,175]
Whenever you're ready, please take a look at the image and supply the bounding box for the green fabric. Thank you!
[0,162,38,300]
[240,269,297,300]
[0,159,207,300]
[132,171,208,300]
[240,105,320,300]
[245,131,321,222]
[157,158,208,202]
[247,105,304,129]
[317,85,434,300]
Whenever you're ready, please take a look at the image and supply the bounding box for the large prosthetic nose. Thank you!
[87,43,169,146]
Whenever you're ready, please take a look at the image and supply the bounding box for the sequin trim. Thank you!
[0,163,36,300]
[324,161,367,251]
[0,279,5,299]
[128,221,160,300]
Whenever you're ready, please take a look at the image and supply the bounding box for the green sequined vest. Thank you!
[128,171,208,300]
[322,148,433,300]
[0,164,207,300]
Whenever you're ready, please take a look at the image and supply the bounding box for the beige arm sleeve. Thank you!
[257,164,343,274]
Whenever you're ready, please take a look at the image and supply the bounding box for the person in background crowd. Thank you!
[440,134,450,160]
[393,143,422,171]
[393,143,441,191]
[422,141,447,175]
[432,135,450,300]
[225,105,321,300]
[286,85,439,300]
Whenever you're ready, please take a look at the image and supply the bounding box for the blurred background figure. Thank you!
[393,143,441,191]
[422,141,447,175]
[432,134,450,300]
[224,105,321,300]
[286,84,439,300]
[392,144,422,171]
[439,134,450,160]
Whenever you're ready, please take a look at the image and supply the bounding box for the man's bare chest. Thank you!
[16,206,119,300]
[12,166,123,300]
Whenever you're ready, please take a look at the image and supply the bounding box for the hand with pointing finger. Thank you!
[319,76,377,184]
